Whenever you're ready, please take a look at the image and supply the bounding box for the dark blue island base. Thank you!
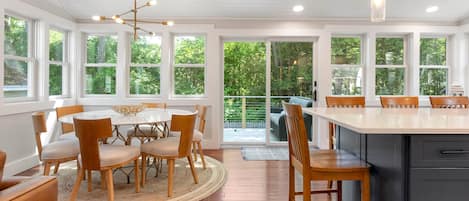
[337,126,469,201]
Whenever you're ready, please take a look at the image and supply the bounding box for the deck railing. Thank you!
[224,96,291,128]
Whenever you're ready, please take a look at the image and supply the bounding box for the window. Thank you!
[331,36,363,95]
[130,35,161,95]
[3,14,35,99]
[84,34,117,95]
[173,35,205,96]
[419,37,448,96]
[375,37,405,95]
[49,28,69,97]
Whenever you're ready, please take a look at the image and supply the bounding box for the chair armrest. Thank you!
[0,176,57,201]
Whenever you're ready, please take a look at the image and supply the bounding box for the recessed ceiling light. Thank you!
[426,6,439,13]
[293,5,304,12]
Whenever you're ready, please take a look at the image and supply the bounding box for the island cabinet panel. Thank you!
[337,127,469,201]
[409,169,469,201]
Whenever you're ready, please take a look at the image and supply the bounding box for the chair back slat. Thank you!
[73,118,113,170]
[430,96,469,108]
[195,105,207,133]
[283,103,311,171]
[170,113,197,157]
[32,112,47,160]
[380,96,419,108]
[326,96,365,108]
[142,102,167,109]
[56,105,84,133]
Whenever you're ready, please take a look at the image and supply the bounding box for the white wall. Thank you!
[2,1,469,175]
[0,0,77,176]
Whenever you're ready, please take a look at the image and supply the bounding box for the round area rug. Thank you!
[50,156,226,201]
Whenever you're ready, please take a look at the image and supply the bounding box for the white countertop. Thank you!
[303,107,469,134]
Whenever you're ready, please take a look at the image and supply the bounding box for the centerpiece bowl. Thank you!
[112,104,145,116]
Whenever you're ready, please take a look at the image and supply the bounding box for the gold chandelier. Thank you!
[92,0,174,39]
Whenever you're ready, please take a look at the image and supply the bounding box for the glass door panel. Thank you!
[269,41,314,143]
[223,41,266,143]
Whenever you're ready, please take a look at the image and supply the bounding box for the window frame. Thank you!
[48,26,70,98]
[374,35,408,96]
[82,33,118,97]
[418,35,450,96]
[3,13,37,102]
[330,34,365,96]
[128,33,163,98]
[170,33,207,98]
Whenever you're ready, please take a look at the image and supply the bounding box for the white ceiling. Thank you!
[21,0,469,23]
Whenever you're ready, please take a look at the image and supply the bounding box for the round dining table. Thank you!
[59,108,193,144]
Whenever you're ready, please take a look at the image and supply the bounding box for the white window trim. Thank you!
[48,27,71,98]
[330,35,365,96]
[374,36,407,96]
[3,13,37,103]
[418,36,450,96]
[128,33,163,97]
[170,34,207,98]
[82,33,118,97]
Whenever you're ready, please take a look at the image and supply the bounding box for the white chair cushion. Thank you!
[140,137,180,157]
[78,145,140,168]
[170,130,203,141]
[41,140,79,160]
[58,132,78,142]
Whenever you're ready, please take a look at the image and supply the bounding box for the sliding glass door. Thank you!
[223,39,314,144]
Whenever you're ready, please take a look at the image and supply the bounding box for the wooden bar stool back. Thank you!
[380,96,419,108]
[325,96,365,150]
[429,96,469,108]
[283,103,370,201]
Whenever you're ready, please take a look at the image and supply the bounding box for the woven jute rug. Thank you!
[43,156,226,201]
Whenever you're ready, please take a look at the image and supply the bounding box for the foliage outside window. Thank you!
[375,37,405,95]
[85,35,117,95]
[49,29,69,96]
[331,37,362,95]
[419,37,448,96]
[130,35,162,95]
[173,35,205,96]
[3,14,34,99]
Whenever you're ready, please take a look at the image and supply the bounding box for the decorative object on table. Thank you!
[91,0,174,40]
[112,104,145,116]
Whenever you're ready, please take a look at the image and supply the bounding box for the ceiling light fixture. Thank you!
[370,0,386,22]
[426,6,439,13]
[292,5,304,12]
[91,0,174,40]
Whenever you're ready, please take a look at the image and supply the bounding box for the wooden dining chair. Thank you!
[141,113,198,197]
[192,105,207,169]
[429,96,469,108]
[55,105,84,141]
[126,102,168,145]
[283,103,370,201]
[32,112,79,176]
[325,96,365,150]
[380,96,419,108]
[70,118,140,201]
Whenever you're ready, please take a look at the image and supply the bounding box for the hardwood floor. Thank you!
[18,149,336,201]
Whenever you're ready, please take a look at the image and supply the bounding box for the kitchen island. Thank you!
[303,107,469,201]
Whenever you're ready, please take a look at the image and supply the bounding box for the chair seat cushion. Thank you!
[169,130,203,141]
[41,140,79,160]
[58,132,78,142]
[78,145,140,168]
[140,137,180,157]
[309,150,370,171]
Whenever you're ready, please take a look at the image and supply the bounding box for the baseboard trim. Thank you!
[5,154,39,176]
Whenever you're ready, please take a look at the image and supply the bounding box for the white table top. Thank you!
[59,108,192,126]
[303,107,469,134]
